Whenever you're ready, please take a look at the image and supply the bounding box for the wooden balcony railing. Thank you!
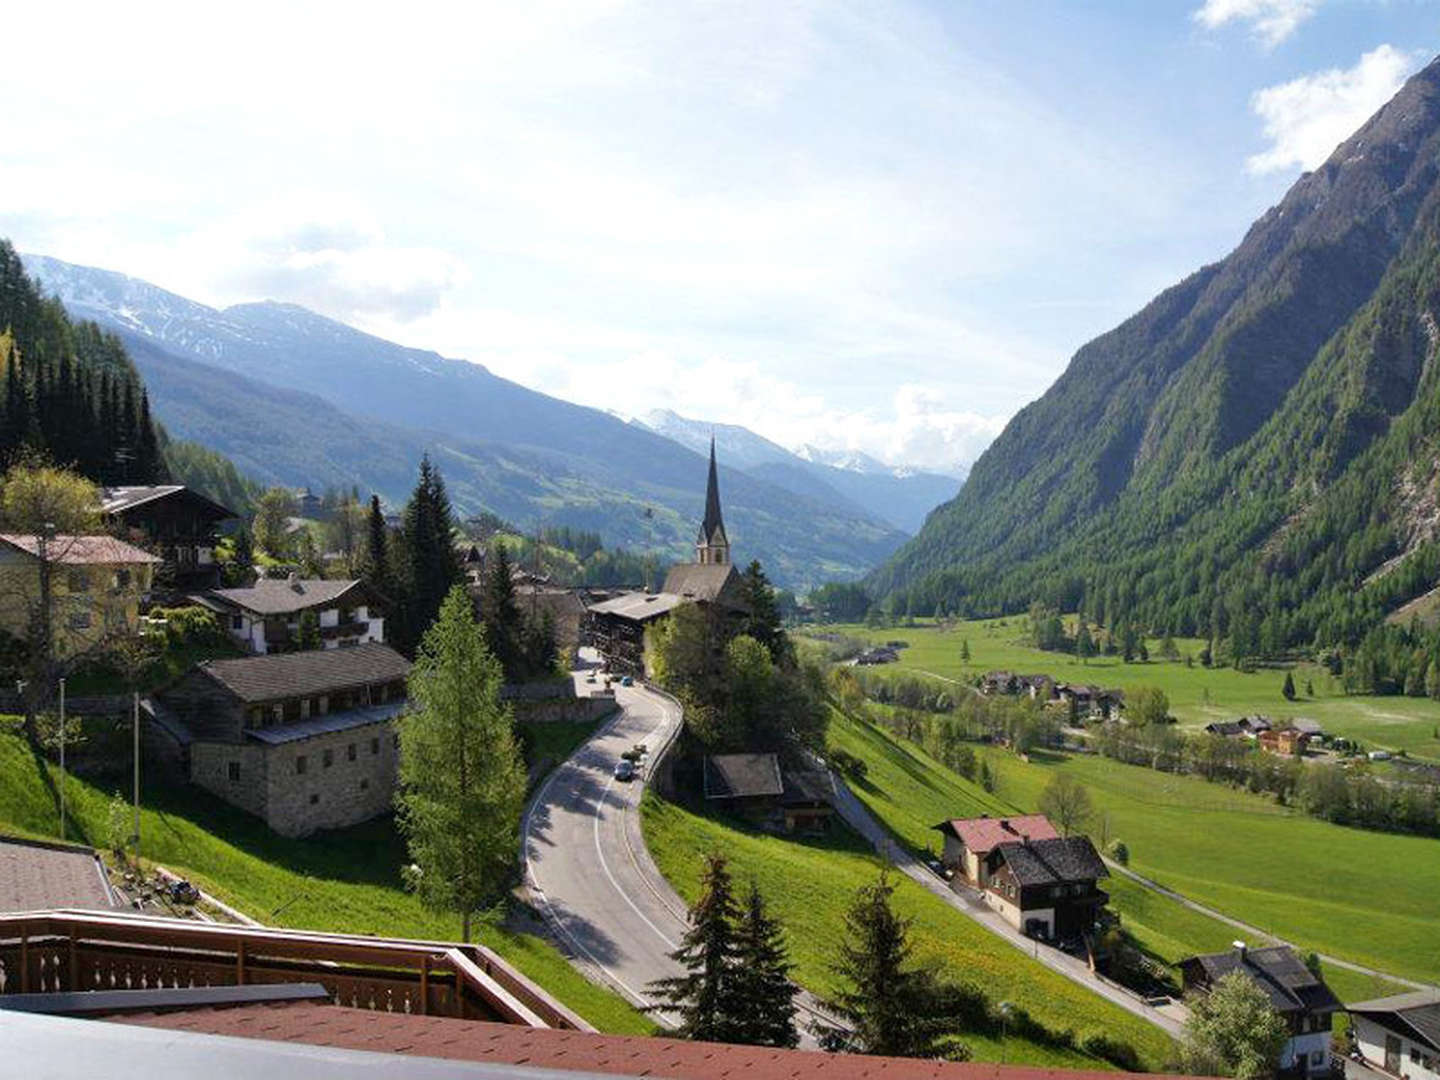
[0,909,591,1031]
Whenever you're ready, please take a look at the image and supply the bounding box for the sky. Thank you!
[3,1,1438,474]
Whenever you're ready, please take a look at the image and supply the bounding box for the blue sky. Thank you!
[2,1,1436,472]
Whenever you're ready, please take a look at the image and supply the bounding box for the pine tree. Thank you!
[1282,672,1296,701]
[227,525,255,586]
[959,639,971,664]
[739,560,786,664]
[819,870,969,1058]
[729,880,798,1047]
[647,854,742,1043]
[363,495,390,585]
[480,541,523,680]
[401,455,463,651]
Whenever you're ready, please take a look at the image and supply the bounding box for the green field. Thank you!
[818,617,1440,761]
[641,786,1178,1070]
[0,719,651,1035]
[825,709,1411,1005]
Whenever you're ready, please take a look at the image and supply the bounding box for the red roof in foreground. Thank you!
[110,1000,1182,1080]
[0,836,118,913]
[935,815,1059,854]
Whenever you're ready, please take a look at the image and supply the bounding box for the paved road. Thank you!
[522,680,689,1023]
[823,769,1190,1039]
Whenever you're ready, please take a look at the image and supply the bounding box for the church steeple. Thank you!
[697,436,730,566]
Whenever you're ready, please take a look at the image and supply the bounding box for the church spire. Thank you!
[697,436,730,565]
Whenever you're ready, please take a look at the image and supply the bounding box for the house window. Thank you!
[347,743,356,762]
[309,793,319,805]
[67,569,91,592]
[1412,1048,1423,1065]
[323,748,333,768]
[114,569,131,589]
[227,762,241,782]
[296,755,307,775]
[1312,1052,1325,1066]
[371,737,380,755]
[232,615,244,630]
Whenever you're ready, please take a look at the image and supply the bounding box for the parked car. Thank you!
[614,759,636,781]
[620,675,634,687]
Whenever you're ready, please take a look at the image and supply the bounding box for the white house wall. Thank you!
[1354,1015,1440,1080]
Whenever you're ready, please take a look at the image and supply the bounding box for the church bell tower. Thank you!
[696,437,730,566]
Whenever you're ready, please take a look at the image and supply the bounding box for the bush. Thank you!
[151,605,230,649]
[827,747,868,781]
[1107,839,1129,866]
[1082,1033,1141,1070]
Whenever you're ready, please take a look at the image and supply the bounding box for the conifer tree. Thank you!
[729,880,798,1048]
[363,494,390,585]
[480,541,524,680]
[647,854,742,1043]
[819,870,970,1059]
[401,454,463,651]
[1282,672,1297,701]
[397,586,525,941]
[739,560,787,664]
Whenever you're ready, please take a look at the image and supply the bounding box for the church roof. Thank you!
[661,562,743,607]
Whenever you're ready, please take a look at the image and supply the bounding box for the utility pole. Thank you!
[132,691,140,853]
[58,678,66,840]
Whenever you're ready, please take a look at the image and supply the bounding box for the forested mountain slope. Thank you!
[873,57,1440,655]
[25,257,905,587]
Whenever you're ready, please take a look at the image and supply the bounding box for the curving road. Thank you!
[522,676,691,1023]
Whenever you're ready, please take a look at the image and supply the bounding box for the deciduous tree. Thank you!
[1038,773,1093,837]
[1180,970,1288,1080]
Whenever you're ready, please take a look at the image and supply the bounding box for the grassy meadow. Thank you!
[819,616,1440,762]
[825,709,1413,1004]
[0,719,651,1035]
[641,788,1177,1070]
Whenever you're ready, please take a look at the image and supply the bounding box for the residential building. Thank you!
[702,753,834,833]
[586,441,746,675]
[1259,726,1311,757]
[1204,720,1247,738]
[1178,944,1341,1078]
[980,834,1109,940]
[153,642,411,836]
[0,533,159,656]
[1056,683,1125,722]
[192,574,384,654]
[933,814,1059,887]
[100,485,237,593]
[1348,989,1440,1080]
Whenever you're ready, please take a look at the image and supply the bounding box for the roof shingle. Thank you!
[0,533,161,566]
[193,643,411,704]
[201,578,365,616]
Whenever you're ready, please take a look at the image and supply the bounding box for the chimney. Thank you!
[1233,940,1247,963]
[288,571,301,592]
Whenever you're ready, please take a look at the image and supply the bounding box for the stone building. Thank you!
[155,642,411,836]
[192,575,384,655]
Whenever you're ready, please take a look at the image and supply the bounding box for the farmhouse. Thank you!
[587,441,746,675]
[702,752,834,834]
[1054,683,1125,721]
[0,533,159,656]
[1178,944,1341,1078]
[1204,720,1247,738]
[981,834,1109,940]
[1259,726,1311,757]
[154,643,411,836]
[192,574,385,655]
[1347,989,1440,1080]
[933,814,1059,887]
[100,485,238,594]
[1238,716,1273,736]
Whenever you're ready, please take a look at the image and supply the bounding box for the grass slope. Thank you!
[824,617,1440,762]
[825,710,1411,1004]
[0,720,650,1035]
[641,790,1177,1070]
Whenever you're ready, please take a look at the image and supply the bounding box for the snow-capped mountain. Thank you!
[636,410,963,534]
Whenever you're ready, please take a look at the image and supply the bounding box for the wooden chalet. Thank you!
[702,753,834,834]
[101,485,237,593]
[980,834,1109,941]
[1179,944,1341,1077]
[933,814,1059,887]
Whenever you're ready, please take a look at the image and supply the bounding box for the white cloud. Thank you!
[1192,0,1319,48]
[1246,45,1426,174]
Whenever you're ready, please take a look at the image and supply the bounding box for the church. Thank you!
[586,440,747,675]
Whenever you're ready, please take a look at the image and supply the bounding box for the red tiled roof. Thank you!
[110,1000,1182,1080]
[0,836,118,913]
[935,815,1058,855]
[0,533,161,566]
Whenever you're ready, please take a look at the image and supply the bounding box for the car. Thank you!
[620,675,634,687]
[613,759,636,781]
[585,674,596,684]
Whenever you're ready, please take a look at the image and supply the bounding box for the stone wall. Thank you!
[191,741,270,819]
[261,719,399,837]
[510,695,617,726]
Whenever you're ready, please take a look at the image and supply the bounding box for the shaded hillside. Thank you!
[27,259,908,588]
[874,57,1440,649]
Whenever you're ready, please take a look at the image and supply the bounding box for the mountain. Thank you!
[873,56,1440,650]
[636,408,962,534]
[26,257,906,588]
